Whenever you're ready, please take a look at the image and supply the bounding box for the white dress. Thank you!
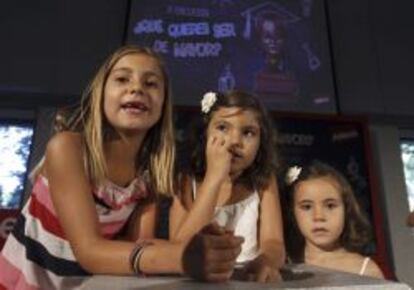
[192,179,260,264]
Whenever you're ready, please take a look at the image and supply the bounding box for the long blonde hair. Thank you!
[56,45,175,196]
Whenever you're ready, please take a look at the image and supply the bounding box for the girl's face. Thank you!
[207,107,261,177]
[293,176,345,251]
[104,53,165,134]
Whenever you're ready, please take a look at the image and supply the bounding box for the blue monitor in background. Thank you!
[126,0,336,113]
[0,120,34,209]
[400,138,414,212]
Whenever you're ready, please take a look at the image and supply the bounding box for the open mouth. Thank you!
[232,152,242,159]
[121,101,149,113]
[312,227,328,234]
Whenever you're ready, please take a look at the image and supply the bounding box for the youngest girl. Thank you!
[284,160,384,278]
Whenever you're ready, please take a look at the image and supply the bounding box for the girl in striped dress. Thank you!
[0,45,242,289]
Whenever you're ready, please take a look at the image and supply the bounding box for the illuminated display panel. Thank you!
[400,138,414,212]
[126,0,336,113]
[0,120,34,209]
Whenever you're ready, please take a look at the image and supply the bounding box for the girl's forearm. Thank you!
[75,238,184,275]
[74,239,138,275]
[259,240,286,269]
[173,177,222,241]
[139,241,185,274]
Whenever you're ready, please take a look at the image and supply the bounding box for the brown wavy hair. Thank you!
[284,160,372,262]
[189,90,278,191]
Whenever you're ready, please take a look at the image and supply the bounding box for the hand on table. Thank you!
[236,255,282,283]
[182,223,243,282]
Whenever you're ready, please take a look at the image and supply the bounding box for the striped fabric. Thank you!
[0,175,150,290]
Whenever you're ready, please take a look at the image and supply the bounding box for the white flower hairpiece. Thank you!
[201,91,217,114]
[286,166,302,185]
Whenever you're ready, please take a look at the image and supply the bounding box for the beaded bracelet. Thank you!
[129,241,153,276]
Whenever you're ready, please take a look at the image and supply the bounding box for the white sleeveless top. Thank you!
[192,179,260,264]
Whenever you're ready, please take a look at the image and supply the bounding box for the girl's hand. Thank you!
[182,223,244,282]
[237,255,282,283]
[205,134,232,184]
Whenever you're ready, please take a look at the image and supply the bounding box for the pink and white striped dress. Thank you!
[0,175,151,290]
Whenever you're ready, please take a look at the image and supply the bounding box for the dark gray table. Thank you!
[57,264,412,290]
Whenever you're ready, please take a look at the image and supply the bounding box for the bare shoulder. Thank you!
[46,131,83,154]
[347,253,384,279]
[44,132,85,177]
[258,174,278,198]
[45,131,84,163]
[365,257,384,279]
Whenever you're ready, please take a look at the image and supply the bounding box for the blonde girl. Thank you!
[0,45,242,289]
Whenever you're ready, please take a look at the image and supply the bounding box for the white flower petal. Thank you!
[201,92,217,114]
[286,166,302,185]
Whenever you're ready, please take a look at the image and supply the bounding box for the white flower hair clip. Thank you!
[286,166,302,185]
[201,91,217,114]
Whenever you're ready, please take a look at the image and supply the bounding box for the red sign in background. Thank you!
[0,209,19,250]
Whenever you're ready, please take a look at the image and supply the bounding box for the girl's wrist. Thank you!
[176,242,186,274]
[203,171,226,188]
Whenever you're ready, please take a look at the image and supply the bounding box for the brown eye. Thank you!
[145,80,159,88]
[243,129,256,137]
[326,202,338,210]
[216,123,227,132]
[299,203,312,211]
[115,76,129,84]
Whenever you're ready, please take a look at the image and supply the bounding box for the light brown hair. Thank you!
[56,45,175,196]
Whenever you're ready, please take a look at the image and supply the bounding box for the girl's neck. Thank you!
[106,133,145,158]
[229,169,243,181]
[304,242,347,264]
[216,179,253,206]
[104,132,146,186]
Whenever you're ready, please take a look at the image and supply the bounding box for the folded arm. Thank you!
[45,132,182,275]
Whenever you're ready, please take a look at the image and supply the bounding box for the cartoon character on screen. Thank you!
[218,64,236,93]
[242,2,300,103]
[169,90,286,283]
[257,11,288,74]
[0,45,243,289]
[284,161,384,278]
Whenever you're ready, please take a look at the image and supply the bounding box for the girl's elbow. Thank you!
[71,241,104,274]
[75,250,100,273]
[76,251,112,274]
